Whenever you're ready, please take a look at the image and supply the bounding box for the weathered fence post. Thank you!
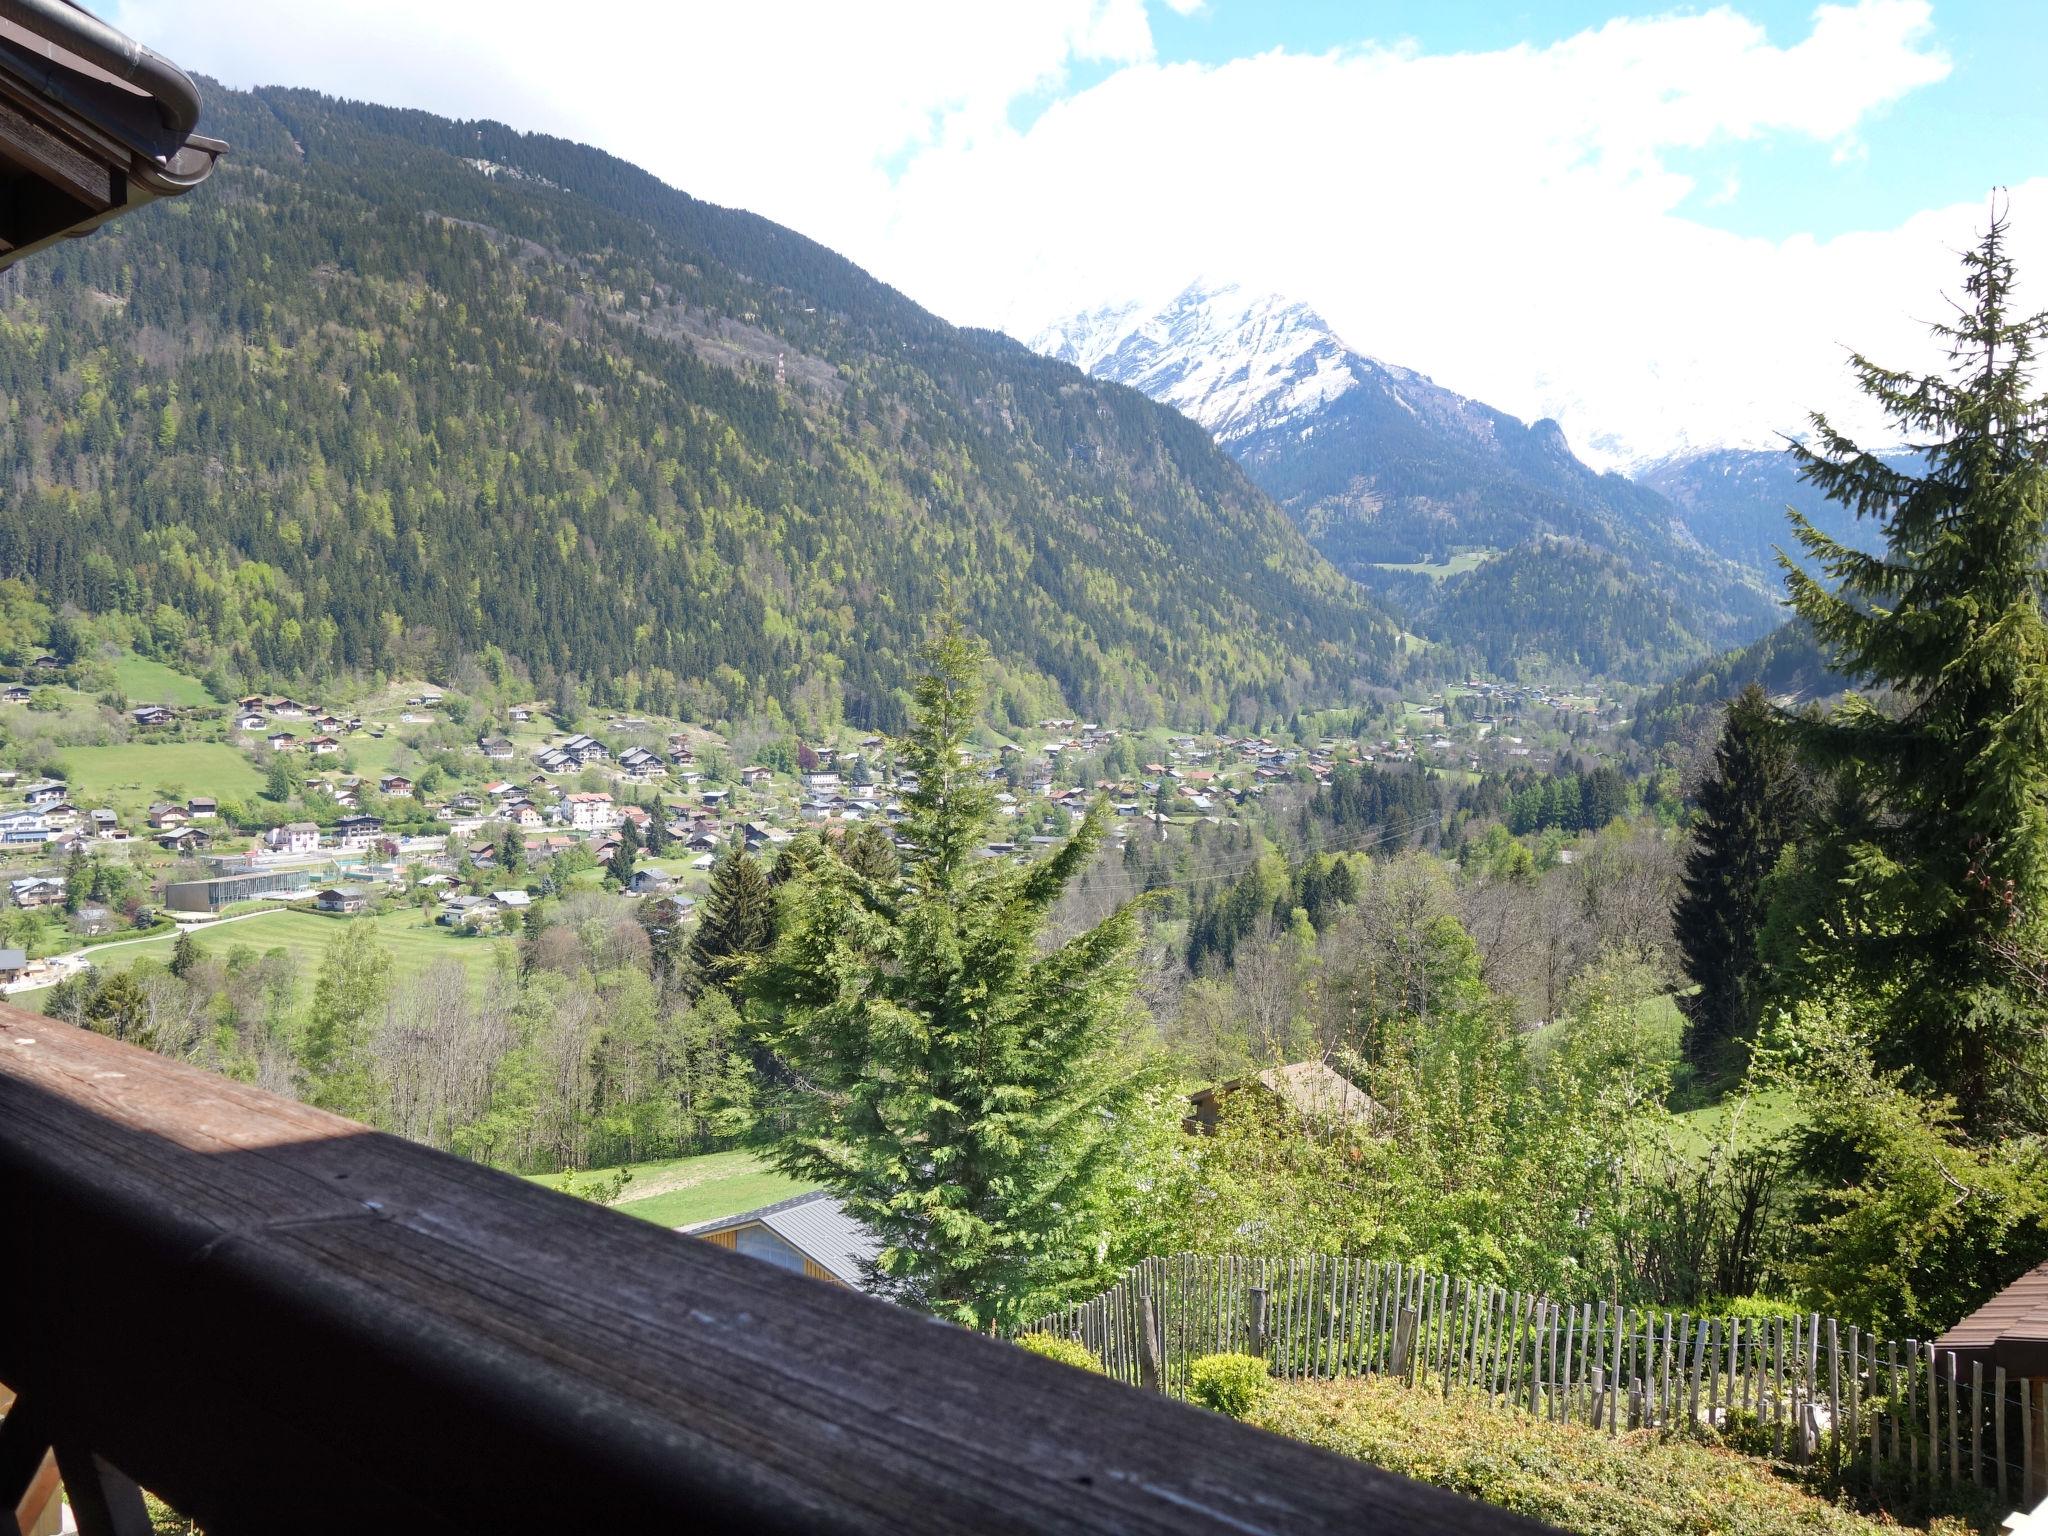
[2029,1377,2046,1504]
[1138,1291,1163,1393]
[1391,1306,1417,1383]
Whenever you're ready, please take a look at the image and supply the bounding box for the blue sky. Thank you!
[1052,1,2046,242]
[110,0,2048,464]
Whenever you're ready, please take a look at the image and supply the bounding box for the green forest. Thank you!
[0,86,1393,733]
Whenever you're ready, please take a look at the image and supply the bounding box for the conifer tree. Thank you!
[835,821,900,885]
[1673,684,1802,1069]
[1777,213,2048,1134]
[644,809,673,855]
[748,617,1154,1327]
[687,839,775,998]
[604,837,636,889]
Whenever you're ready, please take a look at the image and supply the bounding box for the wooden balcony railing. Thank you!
[0,1005,1540,1534]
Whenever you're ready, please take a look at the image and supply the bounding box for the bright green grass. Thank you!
[1669,1085,1799,1160]
[528,1148,815,1229]
[1367,549,1495,581]
[71,907,512,1000]
[111,654,213,708]
[59,741,264,814]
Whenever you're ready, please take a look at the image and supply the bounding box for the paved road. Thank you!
[5,905,295,993]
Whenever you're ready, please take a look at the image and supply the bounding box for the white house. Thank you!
[266,821,321,855]
[560,792,622,833]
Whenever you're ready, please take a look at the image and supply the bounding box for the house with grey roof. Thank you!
[683,1192,883,1292]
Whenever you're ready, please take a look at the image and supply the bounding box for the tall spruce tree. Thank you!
[1673,685,1802,1068]
[748,617,1154,1327]
[687,839,775,998]
[1777,212,2048,1135]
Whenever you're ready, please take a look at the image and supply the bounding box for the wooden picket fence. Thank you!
[1025,1252,2048,1505]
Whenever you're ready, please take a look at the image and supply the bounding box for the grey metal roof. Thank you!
[684,1191,884,1291]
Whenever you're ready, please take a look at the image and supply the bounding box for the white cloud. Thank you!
[108,0,1158,255]
[105,0,2024,465]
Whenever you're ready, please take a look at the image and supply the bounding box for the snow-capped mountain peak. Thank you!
[1030,281,1403,445]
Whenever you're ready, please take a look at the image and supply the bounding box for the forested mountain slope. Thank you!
[0,89,1395,730]
[1629,621,1841,748]
[1636,447,1892,580]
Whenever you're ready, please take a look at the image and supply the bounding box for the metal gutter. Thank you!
[0,0,199,135]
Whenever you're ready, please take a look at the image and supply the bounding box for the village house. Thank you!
[147,803,190,830]
[560,792,621,833]
[683,1192,882,1292]
[2,685,31,704]
[335,814,385,851]
[187,796,217,820]
[617,746,665,780]
[559,734,609,767]
[131,704,175,729]
[740,765,774,787]
[438,894,491,927]
[267,732,299,753]
[307,735,342,756]
[0,812,50,848]
[266,822,321,855]
[1183,1061,1379,1137]
[380,774,415,796]
[9,877,64,907]
[157,826,212,855]
[314,887,369,915]
[640,893,695,930]
[478,737,516,761]
[24,781,66,808]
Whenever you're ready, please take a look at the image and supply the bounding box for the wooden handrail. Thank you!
[0,1007,1542,1533]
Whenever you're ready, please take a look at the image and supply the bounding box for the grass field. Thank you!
[1670,1085,1799,1159]
[1367,549,1495,581]
[65,907,513,1000]
[528,1148,814,1229]
[112,654,213,708]
[59,741,264,814]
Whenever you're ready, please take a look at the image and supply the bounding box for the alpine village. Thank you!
[1,4,2046,1533]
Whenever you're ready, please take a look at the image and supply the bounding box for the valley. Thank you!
[0,20,2040,1535]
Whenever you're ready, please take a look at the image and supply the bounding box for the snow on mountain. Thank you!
[1030,282,1397,445]
[1029,281,1550,461]
[1029,280,1784,673]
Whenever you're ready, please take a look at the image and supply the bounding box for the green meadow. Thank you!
[528,1148,814,1229]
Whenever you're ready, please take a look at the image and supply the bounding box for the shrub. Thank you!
[1012,1333,1103,1374]
[1710,1294,1805,1323]
[1253,1375,1932,1536]
[1189,1352,1270,1418]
